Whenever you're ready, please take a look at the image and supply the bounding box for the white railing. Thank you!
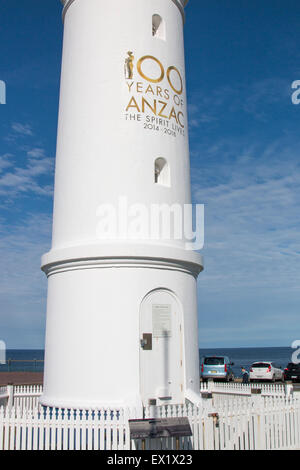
[199,381,293,408]
[0,383,300,450]
[0,387,8,408]
[0,382,291,411]
[200,381,289,397]
[13,386,43,412]
[0,396,300,450]
[0,385,43,411]
[0,407,134,451]
[212,395,300,450]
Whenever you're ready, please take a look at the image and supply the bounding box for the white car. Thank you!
[250,362,284,383]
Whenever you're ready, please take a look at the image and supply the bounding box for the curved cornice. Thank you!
[42,243,203,278]
[43,257,202,279]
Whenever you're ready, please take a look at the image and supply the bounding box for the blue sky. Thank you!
[0,0,300,348]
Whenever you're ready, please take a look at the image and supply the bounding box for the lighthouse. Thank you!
[40,0,203,409]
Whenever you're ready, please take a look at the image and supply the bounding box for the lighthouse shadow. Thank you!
[145,330,194,450]
[163,329,170,401]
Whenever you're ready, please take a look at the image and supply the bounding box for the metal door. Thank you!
[139,289,184,406]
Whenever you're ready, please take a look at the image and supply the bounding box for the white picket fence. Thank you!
[0,385,42,411]
[200,381,289,397]
[0,382,290,410]
[0,383,300,450]
[199,381,293,407]
[214,395,300,450]
[1,397,300,450]
[13,386,43,412]
[0,387,7,408]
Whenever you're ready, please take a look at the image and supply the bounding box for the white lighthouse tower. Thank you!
[40,0,203,410]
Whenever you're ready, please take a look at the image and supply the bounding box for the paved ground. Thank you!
[0,372,43,386]
[1,374,299,388]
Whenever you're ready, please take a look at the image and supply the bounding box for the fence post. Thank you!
[7,383,14,409]
[251,388,264,450]
[285,383,293,397]
[207,380,214,394]
[201,392,213,411]
[148,403,157,419]
[201,390,214,449]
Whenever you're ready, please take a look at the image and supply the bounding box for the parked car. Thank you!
[201,356,235,382]
[284,363,300,382]
[249,362,284,383]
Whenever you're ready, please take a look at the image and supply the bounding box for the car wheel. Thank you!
[272,375,275,383]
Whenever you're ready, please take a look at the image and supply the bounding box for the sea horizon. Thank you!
[3,345,290,351]
[0,346,296,378]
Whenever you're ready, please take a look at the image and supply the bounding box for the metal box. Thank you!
[128,417,192,439]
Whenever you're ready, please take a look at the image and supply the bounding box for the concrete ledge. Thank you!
[41,243,204,278]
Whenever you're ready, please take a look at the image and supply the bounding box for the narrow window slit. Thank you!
[155,158,170,186]
[152,15,166,40]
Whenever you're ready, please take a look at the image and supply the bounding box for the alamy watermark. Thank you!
[291,80,300,105]
[0,340,6,365]
[0,80,6,105]
[291,340,300,364]
[96,197,204,250]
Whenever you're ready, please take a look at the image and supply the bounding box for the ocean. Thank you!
[0,350,44,373]
[0,347,295,377]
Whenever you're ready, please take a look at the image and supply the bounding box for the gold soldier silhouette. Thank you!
[124,51,134,79]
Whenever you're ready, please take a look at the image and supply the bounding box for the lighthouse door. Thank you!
[139,290,184,406]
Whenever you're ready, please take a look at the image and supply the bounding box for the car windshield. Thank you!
[251,363,270,368]
[204,357,224,366]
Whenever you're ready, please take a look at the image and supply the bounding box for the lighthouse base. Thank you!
[40,245,203,410]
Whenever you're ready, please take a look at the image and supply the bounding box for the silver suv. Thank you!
[201,356,235,382]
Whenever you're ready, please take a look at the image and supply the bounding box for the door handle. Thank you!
[140,333,152,350]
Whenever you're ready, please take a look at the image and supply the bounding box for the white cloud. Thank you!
[27,148,46,159]
[192,139,300,294]
[0,154,13,173]
[0,213,52,348]
[0,124,54,346]
[0,148,54,197]
[188,77,291,127]
[11,123,34,136]
[188,119,300,346]
[0,213,51,298]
